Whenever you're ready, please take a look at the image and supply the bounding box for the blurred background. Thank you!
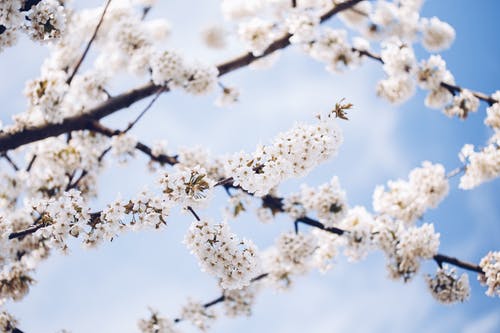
[1,0,499,332]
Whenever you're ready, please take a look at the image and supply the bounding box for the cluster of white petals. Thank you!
[110,134,138,163]
[426,266,470,304]
[138,309,179,333]
[0,311,19,332]
[421,17,456,52]
[307,28,363,73]
[0,0,66,52]
[158,166,215,208]
[459,141,500,190]
[485,92,500,130]
[184,219,260,290]
[373,161,449,224]
[375,219,440,281]
[225,111,343,196]
[180,299,216,332]
[284,176,347,227]
[338,206,376,262]
[444,89,480,119]
[479,251,500,297]
[223,285,258,317]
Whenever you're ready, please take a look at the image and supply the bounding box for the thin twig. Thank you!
[187,206,201,221]
[123,87,165,134]
[26,154,37,171]
[66,0,113,85]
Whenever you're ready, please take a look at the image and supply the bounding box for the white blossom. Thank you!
[426,266,470,304]
[459,142,500,190]
[238,18,275,56]
[184,219,260,290]
[444,89,480,119]
[201,24,227,49]
[421,17,455,52]
[180,299,216,331]
[373,162,449,224]
[138,309,179,333]
[479,251,500,297]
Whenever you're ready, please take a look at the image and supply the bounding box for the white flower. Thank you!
[27,0,66,42]
[184,219,260,290]
[201,24,227,49]
[138,309,179,333]
[458,141,500,190]
[182,63,219,95]
[479,251,500,297]
[339,206,375,262]
[215,86,240,107]
[444,89,480,119]
[421,17,455,52]
[180,299,216,332]
[225,111,343,196]
[286,9,319,44]
[238,17,274,56]
[485,91,500,130]
[373,162,449,224]
[426,266,470,304]
[150,50,186,86]
[110,134,138,163]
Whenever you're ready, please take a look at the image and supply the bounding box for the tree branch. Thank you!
[352,47,498,105]
[0,0,364,153]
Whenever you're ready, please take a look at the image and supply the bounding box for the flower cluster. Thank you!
[238,17,275,56]
[110,133,138,163]
[375,218,440,281]
[184,219,260,290]
[485,91,500,131]
[421,17,456,52]
[376,40,416,104]
[0,0,66,53]
[444,89,480,119]
[150,50,219,95]
[225,110,343,196]
[479,251,500,297]
[307,28,363,73]
[158,166,215,208]
[0,311,19,332]
[287,176,348,228]
[459,141,500,190]
[180,299,216,332]
[138,309,179,333]
[338,206,376,262]
[223,285,258,317]
[425,266,470,304]
[373,161,449,224]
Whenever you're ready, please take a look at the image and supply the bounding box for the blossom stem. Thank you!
[66,0,113,85]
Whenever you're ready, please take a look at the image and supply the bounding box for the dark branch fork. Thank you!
[0,0,365,153]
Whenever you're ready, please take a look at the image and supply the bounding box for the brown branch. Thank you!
[8,223,46,240]
[1,152,19,171]
[433,254,483,274]
[66,0,113,85]
[0,83,163,152]
[0,0,364,153]
[173,273,269,323]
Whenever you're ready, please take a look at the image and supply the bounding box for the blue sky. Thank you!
[1,0,499,332]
